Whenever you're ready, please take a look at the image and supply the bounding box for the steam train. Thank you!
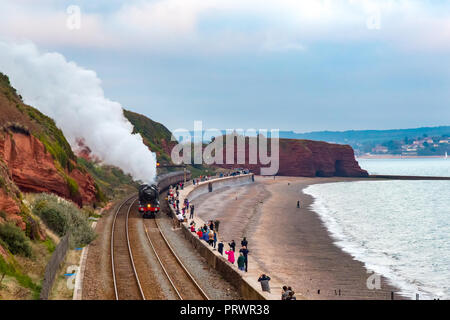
[138,170,191,218]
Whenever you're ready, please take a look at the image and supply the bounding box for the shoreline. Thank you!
[191,176,405,300]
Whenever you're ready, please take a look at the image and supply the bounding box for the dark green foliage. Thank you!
[123,109,174,164]
[77,157,138,199]
[38,207,66,236]
[0,210,6,220]
[123,109,217,177]
[32,194,95,248]
[0,223,32,257]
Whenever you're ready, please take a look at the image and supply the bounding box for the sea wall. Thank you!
[169,174,266,300]
[187,174,254,202]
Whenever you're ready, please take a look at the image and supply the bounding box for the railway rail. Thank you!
[110,193,208,300]
[143,216,209,300]
[111,196,145,300]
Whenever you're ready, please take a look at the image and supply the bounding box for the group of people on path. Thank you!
[281,286,297,300]
[169,180,297,300]
[256,277,297,300]
[191,220,218,249]
[192,175,212,185]
[223,237,249,273]
[168,186,193,228]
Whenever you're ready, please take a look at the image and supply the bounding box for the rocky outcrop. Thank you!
[278,139,368,177]
[0,189,20,218]
[0,131,97,206]
[69,168,97,204]
[213,137,368,177]
[0,158,23,228]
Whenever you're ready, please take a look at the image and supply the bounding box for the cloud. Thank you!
[0,41,157,183]
[0,0,449,53]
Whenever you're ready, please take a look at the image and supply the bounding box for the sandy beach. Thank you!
[191,176,404,300]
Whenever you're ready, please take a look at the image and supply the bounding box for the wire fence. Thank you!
[39,234,70,300]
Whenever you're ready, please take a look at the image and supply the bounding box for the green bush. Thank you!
[32,194,95,248]
[39,207,67,236]
[0,223,32,257]
[0,210,6,220]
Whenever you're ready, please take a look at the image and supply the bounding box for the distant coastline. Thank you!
[357,154,445,159]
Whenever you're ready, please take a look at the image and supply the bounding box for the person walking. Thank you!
[241,237,248,248]
[176,211,184,228]
[208,230,214,246]
[225,249,235,264]
[297,200,300,208]
[213,231,217,249]
[218,241,224,255]
[189,205,195,219]
[229,240,236,252]
[258,274,271,293]
[239,246,249,272]
[237,253,246,271]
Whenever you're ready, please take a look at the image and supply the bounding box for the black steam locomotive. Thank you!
[138,170,191,218]
[138,184,160,218]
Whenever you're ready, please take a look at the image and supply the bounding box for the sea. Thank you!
[303,158,450,300]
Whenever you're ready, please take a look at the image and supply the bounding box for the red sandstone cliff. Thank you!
[0,131,97,207]
[0,159,22,226]
[0,72,97,216]
[212,136,368,177]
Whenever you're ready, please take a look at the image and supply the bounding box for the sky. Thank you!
[0,0,449,133]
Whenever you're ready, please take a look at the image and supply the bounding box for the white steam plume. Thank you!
[0,41,157,183]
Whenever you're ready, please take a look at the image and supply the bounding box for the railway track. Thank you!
[143,216,209,300]
[110,194,208,300]
[111,196,145,300]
